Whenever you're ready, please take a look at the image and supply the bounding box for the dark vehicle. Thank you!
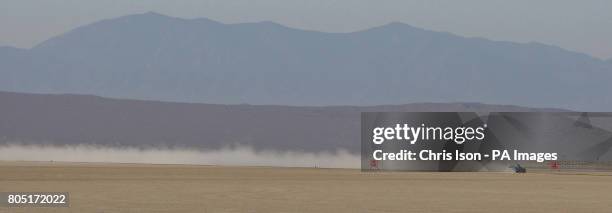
[510,164,527,173]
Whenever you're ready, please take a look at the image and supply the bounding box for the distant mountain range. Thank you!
[1,12,611,110]
[0,91,560,152]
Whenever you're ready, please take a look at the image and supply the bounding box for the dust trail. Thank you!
[0,144,359,168]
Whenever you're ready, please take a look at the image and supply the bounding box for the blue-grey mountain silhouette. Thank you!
[1,12,611,110]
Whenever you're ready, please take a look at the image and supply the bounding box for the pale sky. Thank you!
[1,0,611,59]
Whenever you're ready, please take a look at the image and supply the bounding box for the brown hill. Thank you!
[0,91,561,152]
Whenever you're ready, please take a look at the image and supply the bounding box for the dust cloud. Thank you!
[0,143,359,168]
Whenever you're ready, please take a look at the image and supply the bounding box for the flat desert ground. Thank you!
[1,161,612,213]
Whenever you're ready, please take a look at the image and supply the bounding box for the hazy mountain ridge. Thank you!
[0,91,562,152]
[1,12,611,110]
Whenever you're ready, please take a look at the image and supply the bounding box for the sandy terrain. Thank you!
[1,161,612,213]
